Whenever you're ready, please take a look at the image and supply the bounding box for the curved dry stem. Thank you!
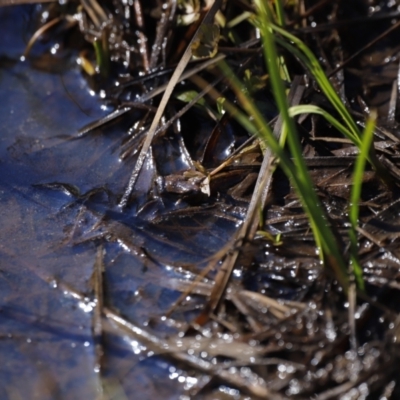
[23,17,64,59]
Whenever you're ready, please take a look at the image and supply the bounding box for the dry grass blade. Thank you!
[314,380,363,400]
[78,107,131,137]
[0,0,56,5]
[167,277,305,331]
[118,0,223,207]
[132,0,149,71]
[81,0,108,29]
[287,0,331,26]
[104,310,277,399]
[149,0,176,69]
[238,290,291,319]
[91,245,104,375]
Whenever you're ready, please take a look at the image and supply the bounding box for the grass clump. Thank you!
[218,0,388,291]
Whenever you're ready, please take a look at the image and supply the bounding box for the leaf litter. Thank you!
[2,0,400,399]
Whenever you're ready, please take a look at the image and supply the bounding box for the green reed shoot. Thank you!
[93,29,110,77]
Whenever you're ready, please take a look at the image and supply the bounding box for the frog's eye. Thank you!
[191,23,220,59]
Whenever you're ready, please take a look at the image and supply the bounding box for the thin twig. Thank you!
[327,19,400,78]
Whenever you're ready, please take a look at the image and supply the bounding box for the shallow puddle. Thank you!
[0,6,241,399]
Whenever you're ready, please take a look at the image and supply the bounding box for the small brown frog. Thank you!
[157,165,258,204]
[156,169,210,199]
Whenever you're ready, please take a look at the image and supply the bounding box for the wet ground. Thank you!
[3,1,400,399]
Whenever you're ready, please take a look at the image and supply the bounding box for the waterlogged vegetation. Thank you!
[2,0,400,398]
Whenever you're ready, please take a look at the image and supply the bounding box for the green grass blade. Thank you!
[272,0,286,26]
[288,105,355,139]
[93,32,110,77]
[269,28,361,142]
[350,112,377,228]
[348,111,377,290]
